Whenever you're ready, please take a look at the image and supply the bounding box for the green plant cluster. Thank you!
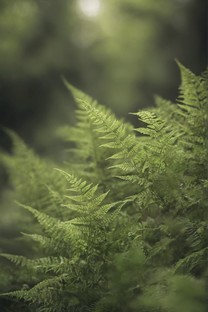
[0,63,208,311]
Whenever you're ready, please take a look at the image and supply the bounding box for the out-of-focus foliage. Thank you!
[93,0,206,113]
[0,0,206,153]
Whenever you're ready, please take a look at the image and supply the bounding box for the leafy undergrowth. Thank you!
[0,63,208,311]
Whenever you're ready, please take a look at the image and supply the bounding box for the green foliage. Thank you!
[0,64,208,311]
[0,131,68,219]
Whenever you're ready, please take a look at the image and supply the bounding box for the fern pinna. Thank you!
[0,64,208,312]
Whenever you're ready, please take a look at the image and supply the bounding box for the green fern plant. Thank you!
[0,131,69,218]
[1,171,134,311]
[0,63,207,311]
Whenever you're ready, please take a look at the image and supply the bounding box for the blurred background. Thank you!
[0,0,207,156]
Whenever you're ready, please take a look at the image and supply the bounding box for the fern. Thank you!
[57,82,141,206]
[1,172,133,311]
[0,130,68,219]
[1,63,208,311]
[57,82,115,189]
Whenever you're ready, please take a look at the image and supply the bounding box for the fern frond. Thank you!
[1,274,69,304]
[16,202,82,257]
[58,82,114,187]
[66,83,139,172]
[174,247,208,274]
[1,130,68,219]
[0,253,29,267]
[177,61,207,109]
[0,253,71,275]
[21,232,53,251]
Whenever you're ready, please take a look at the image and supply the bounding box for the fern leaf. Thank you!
[174,247,208,274]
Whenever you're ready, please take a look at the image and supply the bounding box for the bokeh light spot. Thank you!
[78,0,101,17]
